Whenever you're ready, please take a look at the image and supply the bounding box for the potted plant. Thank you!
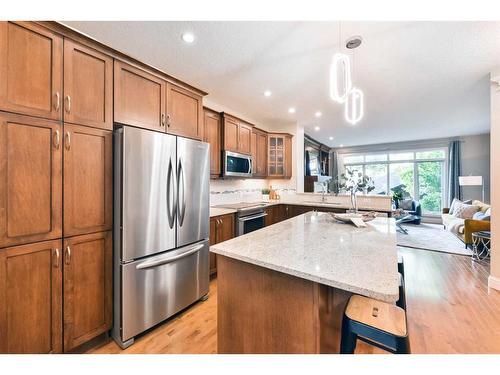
[339,169,375,213]
[390,184,410,208]
[261,188,271,202]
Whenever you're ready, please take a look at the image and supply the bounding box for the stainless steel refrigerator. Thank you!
[113,126,210,348]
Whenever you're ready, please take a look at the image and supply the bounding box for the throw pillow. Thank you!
[453,202,479,219]
[401,199,413,210]
[449,198,472,214]
[473,208,491,221]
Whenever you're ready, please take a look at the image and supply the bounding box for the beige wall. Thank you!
[490,71,500,290]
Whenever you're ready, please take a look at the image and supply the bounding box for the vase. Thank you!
[350,191,358,213]
[262,194,270,202]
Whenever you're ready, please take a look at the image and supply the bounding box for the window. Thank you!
[340,148,447,215]
[365,164,388,195]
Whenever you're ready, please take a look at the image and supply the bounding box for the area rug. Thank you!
[397,223,472,256]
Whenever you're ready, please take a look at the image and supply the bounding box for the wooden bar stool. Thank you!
[340,295,410,354]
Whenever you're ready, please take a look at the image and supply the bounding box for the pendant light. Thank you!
[329,22,352,103]
[344,36,364,125]
[345,87,364,125]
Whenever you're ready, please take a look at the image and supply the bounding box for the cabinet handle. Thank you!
[53,92,60,111]
[65,246,71,265]
[65,95,71,113]
[167,114,171,127]
[161,113,166,127]
[53,248,60,268]
[53,130,60,149]
[65,131,71,150]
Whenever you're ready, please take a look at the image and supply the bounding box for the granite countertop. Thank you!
[210,207,237,217]
[211,211,399,302]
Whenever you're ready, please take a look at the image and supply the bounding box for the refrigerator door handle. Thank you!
[135,243,204,270]
[166,158,176,229]
[177,158,187,226]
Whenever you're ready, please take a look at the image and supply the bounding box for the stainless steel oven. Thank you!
[224,150,252,178]
[236,206,267,236]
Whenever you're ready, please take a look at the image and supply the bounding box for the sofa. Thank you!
[442,200,491,247]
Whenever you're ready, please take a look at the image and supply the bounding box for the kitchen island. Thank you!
[211,211,399,353]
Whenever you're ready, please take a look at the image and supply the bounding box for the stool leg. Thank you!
[397,274,407,310]
[340,318,358,354]
[395,336,411,354]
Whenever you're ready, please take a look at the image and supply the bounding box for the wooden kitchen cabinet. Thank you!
[166,83,203,140]
[0,22,63,121]
[209,214,235,275]
[63,123,113,237]
[0,113,62,248]
[0,239,63,353]
[63,39,113,130]
[268,133,293,179]
[222,113,253,155]
[251,128,268,178]
[203,108,222,178]
[63,231,112,352]
[114,60,166,132]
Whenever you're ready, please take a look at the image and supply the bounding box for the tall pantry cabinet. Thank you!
[0,21,112,353]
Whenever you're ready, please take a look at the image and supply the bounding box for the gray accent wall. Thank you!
[460,133,490,203]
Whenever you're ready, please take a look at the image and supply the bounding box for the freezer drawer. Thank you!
[121,240,209,341]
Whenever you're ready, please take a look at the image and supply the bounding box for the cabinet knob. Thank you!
[161,113,166,127]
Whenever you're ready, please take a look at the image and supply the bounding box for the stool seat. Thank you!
[345,295,407,337]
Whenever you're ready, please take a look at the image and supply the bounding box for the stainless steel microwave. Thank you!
[224,151,253,177]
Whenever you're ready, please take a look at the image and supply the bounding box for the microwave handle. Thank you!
[248,158,252,174]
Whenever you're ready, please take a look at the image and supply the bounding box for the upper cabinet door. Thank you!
[258,132,268,177]
[284,135,293,178]
[223,115,239,152]
[0,113,62,248]
[204,109,221,177]
[251,131,258,176]
[63,124,112,237]
[114,60,166,132]
[63,40,113,130]
[0,239,63,353]
[166,83,203,140]
[238,123,252,155]
[0,22,63,120]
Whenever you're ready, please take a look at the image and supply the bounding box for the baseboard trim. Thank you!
[488,275,500,292]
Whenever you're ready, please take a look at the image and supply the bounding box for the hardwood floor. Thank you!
[87,248,500,354]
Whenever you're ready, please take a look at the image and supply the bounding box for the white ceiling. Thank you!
[63,21,500,147]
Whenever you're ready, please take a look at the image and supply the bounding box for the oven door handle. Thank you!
[238,212,268,222]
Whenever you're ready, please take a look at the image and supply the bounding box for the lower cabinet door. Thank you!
[63,231,112,352]
[0,239,62,353]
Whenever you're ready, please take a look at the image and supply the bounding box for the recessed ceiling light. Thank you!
[264,90,272,97]
[288,107,296,114]
[182,32,195,43]
[314,126,320,131]
[315,111,322,118]
[329,136,334,140]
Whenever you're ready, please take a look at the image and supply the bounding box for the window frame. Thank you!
[340,147,448,217]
